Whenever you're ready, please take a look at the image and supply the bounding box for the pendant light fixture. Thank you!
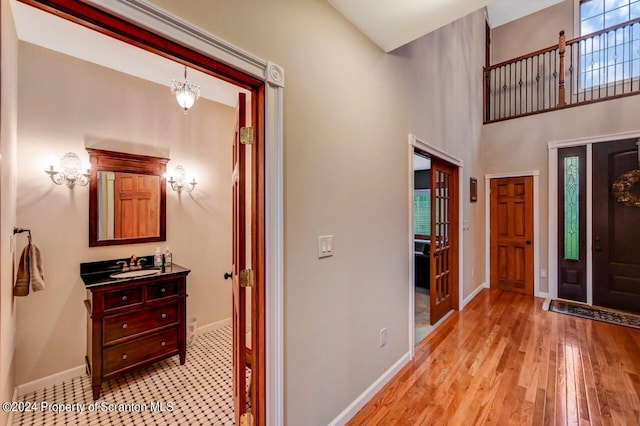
[170,66,200,113]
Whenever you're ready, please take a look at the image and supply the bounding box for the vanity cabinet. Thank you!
[83,267,189,400]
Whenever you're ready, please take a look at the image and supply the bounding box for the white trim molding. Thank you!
[484,171,541,296]
[462,282,486,308]
[15,365,86,398]
[327,352,411,426]
[407,134,464,356]
[81,1,285,423]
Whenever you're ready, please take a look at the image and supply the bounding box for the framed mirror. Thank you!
[88,148,168,247]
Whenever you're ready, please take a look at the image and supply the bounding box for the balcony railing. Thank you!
[484,18,640,123]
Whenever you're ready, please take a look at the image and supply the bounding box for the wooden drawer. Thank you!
[147,280,178,300]
[103,302,178,344]
[103,328,178,376]
[104,286,142,311]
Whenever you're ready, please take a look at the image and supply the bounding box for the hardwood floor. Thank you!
[347,289,640,425]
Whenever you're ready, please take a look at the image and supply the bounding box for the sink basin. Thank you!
[110,269,161,279]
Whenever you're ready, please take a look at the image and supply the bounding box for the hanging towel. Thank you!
[12,243,46,296]
[29,243,45,292]
[13,245,30,297]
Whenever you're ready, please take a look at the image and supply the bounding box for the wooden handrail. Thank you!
[486,43,559,71]
[484,18,640,123]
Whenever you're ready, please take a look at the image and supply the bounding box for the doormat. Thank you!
[547,300,640,330]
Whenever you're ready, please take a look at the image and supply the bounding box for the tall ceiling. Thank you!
[328,0,566,52]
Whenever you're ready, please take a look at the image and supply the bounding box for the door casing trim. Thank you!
[547,130,640,305]
[32,0,285,423]
[407,134,463,358]
[484,171,540,296]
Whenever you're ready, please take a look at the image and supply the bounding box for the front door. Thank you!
[593,139,640,312]
[430,158,459,324]
[232,93,249,423]
[490,176,534,295]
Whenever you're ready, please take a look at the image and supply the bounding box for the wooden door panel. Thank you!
[429,159,458,325]
[593,139,640,312]
[232,92,248,422]
[558,146,587,302]
[490,177,533,295]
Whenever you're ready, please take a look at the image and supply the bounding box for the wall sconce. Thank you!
[170,66,200,114]
[45,152,91,188]
[167,165,197,193]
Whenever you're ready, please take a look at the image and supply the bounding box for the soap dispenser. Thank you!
[154,247,163,268]
[164,246,172,268]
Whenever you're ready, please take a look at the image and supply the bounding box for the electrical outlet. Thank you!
[379,328,387,347]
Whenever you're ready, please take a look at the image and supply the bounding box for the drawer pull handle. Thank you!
[122,354,128,360]
[122,323,128,329]
[161,313,167,319]
[160,288,166,293]
[161,341,166,346]
[122,295,128,301]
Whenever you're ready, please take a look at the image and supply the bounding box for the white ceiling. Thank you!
[11,1,247,108]
[328,0,566,52]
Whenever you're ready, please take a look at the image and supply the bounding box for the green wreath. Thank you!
[612,169,640,208]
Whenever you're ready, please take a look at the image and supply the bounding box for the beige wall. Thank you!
[483,94,640,295]
[492,0,575,65]
[395,10,487,299]
[0,0,19,421]
[147,1,486,424]
[15,43,235,384]
[486,0,640,296]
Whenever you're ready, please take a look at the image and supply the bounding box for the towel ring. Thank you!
[13,227,32,243]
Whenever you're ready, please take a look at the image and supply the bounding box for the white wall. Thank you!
[15,42,236,385]
[147,1,487,424]
[0,0,19,422]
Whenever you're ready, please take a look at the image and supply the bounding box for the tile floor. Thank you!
[415,286,432,344]
[11,325,246,426]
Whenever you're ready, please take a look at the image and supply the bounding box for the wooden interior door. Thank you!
[593,139,640,313]
[232,92,249,423]
[113,172,158,238]
[430,158,458,324]
[490,176,534,294]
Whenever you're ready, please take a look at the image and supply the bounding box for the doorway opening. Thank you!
[409,137,460,348]
[13,1,280,424]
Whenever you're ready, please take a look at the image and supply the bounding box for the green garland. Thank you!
[612,170,640,208]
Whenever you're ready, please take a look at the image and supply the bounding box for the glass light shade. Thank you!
[60,152,82,179]
[170,67,200,113]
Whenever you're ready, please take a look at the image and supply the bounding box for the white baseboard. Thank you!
[327,352,411,426]
[16,364,86,397]
[195,317,231,336]
[536,291,551,299]
[462,282,486,309]
[12,318,232,401]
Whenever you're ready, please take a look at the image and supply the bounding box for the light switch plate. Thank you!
[318,235,333,258]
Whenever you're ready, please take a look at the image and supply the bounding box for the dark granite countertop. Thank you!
[80,255,190,288]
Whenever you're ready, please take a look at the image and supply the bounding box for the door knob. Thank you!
[525,240,532,245]
[224,272,232,280]
[594,245,603,252]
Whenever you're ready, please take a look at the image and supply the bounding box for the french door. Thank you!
[430,158,459,324]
